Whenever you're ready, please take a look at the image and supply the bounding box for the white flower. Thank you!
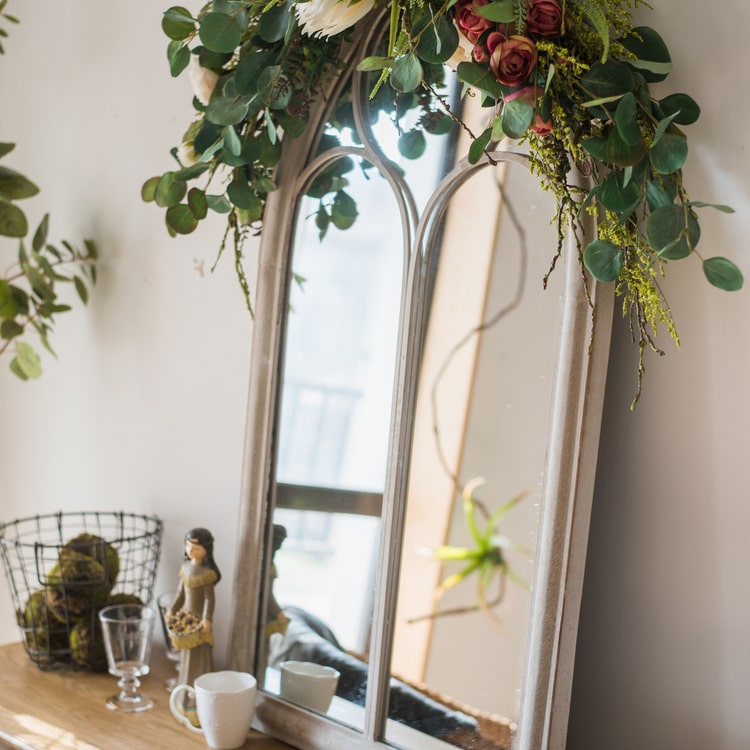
[445,29,474,71]
[296,0,375,38]
[178,140,199,167]
[188,54,220,106]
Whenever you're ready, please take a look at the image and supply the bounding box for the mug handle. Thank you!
[169,683,203,734]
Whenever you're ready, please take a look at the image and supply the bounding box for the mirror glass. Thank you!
[256,46,562,745]
[388,161,560,749]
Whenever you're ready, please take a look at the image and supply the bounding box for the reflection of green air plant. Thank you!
[409,478,530,624]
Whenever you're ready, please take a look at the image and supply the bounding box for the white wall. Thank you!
[568,1,750,748]
[0,0,257,666]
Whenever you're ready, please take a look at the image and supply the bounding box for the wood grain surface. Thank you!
[0,642,292,750]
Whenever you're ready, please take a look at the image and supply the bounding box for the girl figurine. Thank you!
[168,527,221,712]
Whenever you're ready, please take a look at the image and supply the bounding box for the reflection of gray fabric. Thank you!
[269,611,478,740]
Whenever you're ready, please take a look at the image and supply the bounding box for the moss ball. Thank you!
[64,533,120,588]
[45,549,113,622]
[20,590,69,655]
[103,592,144,607]
[69,619,108,672]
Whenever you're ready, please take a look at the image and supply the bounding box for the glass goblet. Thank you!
[156,592,181,691]
[99,603,155,712]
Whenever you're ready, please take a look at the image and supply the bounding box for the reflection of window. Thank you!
[277,382,361,487]
[272,111,453,656]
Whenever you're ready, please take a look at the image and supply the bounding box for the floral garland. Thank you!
[143,0,743,401]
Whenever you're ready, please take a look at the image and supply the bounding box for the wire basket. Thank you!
[0,511,163,671]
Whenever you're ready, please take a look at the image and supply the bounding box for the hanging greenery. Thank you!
[143,0,743,401]
[0,3,97,380]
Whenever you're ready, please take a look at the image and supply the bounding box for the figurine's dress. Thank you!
[171,561,218,687]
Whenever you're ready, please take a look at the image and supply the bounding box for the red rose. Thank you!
[489,35,538,87]
[455,0,494,44]
[526,0,562,37]
[504,86,553,135]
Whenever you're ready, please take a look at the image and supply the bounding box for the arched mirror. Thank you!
[229,16,613,750]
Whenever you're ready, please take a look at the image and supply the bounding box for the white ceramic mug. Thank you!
[279,660,340,714]
[170,670,257,750]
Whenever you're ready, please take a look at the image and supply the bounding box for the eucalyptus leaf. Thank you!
[223,125,242,156]
[584,240,623,282]
[703,257,744,291]
[390,53,423,93]
[580,60,635,108]
[581,138,608,162]
[154,172,188,207]
[456,61,504,99]
[227,176,256,209]
[684,201,735,213]
[331,190,358,230]
[606,127,647,167]
[646,204,700,259]
[0,201,28,237]
[598,170,642,214]
[0,165,40,200]
[258,1,292,43]
[165,203,199,234]
[73,276,89,304]
[1,318,23,339]
[199,12,242,53]
[649,132,687,175]
[206,194,233,213]
[651,110,680,147]
[167,40,191,77]
[468,127,493,164]
[188,187,208,220]
[174,162,211,181]
[206,94,250,126]
[0,142,15,159]
[501,98,533,139]
[474,0,516,22]
[12,341,42,379]
[357,55,393,72]
[615,92,641,147]
[659,93,701,125]
[0,279,18,318]
[235,51,275,96]
[645,178,677,210]
[162,6,195,40]
[413,12,459,64]
[31,214,49,253]
[258,131,282,168]
[398,130,427,160]
[620,26,671,83]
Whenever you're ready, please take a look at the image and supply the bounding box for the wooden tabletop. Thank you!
[0,642,292,750]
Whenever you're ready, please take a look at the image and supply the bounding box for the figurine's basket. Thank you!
[0,511,163,671]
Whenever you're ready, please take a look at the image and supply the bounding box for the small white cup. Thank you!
[170,670,257,750]
[279,660,340,714]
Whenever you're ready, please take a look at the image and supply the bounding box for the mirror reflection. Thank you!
[257,48,561,749]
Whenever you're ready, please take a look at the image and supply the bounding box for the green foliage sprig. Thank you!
[146,0,743,401]
[0,215,97,379]
[1,7,97,380]
[409,478,530,624]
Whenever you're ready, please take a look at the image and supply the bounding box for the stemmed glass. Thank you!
[156,592,181,691]
[99,603,155,712]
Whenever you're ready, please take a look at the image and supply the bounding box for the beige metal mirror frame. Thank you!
[228,20,614,750]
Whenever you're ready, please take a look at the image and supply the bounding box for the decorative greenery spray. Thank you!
[0,3,97,380]
[144,0,743,403]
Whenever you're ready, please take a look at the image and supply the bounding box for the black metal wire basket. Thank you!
[0,511,163,671]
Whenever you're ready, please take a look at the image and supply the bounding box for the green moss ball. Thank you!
[63,533,120,588]
[45,549,113,622]
[69,619,108,672]
[20,590,69,656]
